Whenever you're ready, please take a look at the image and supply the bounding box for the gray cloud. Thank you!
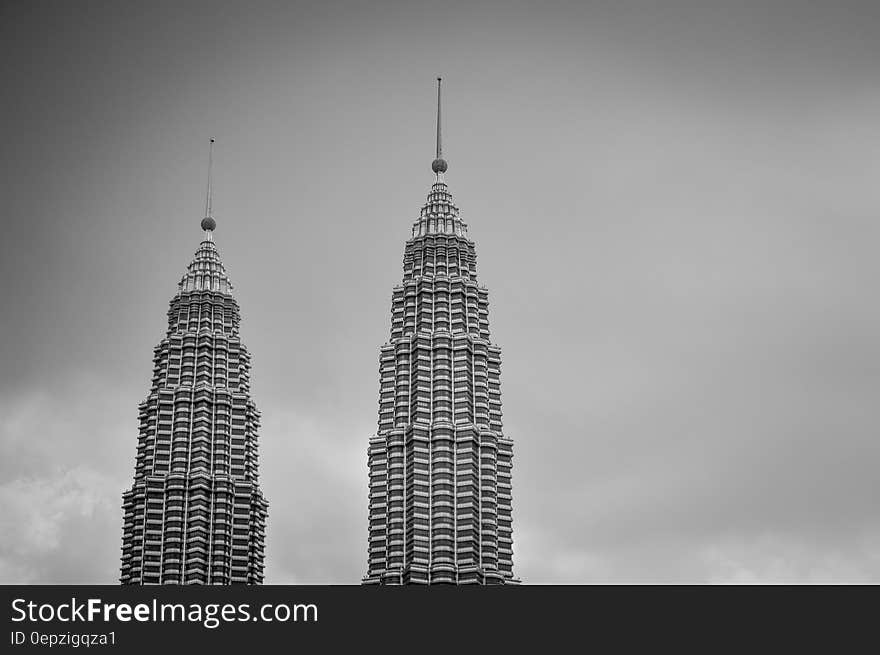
[0,383,128,584]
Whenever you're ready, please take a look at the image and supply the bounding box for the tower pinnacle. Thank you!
[201,138,217,235]
[431,77,448,176]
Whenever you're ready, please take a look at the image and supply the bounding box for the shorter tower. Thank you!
[120,141,268,584]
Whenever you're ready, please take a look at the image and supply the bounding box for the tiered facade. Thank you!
[364,169,517,584]
[120,226,268,584]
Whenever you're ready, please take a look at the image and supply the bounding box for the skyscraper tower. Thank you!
[120,141,268,584]
[364,80,518,585]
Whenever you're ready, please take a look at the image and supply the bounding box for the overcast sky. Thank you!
[2,0,880,584]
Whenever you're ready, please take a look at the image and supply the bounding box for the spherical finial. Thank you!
[432,158,448,174]
[201,216,216,232]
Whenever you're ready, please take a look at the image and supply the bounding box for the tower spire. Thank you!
[431,77,448,177]
[436,77,442,161]
[201,138,217,237]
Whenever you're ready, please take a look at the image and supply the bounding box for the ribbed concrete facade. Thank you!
[363,176,518,585]
[120,230,268,584]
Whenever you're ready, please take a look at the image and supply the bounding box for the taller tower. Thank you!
[364,80,518,585]
[120,142,268,584]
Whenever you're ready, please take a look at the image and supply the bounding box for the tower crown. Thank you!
[178,239,234,294]
[413,79,468,239]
